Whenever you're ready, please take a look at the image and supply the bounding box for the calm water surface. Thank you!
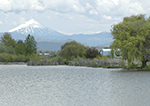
[0,65,150,106]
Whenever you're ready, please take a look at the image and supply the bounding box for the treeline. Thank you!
[0,32,37,62]
[28,40,122,67]
[28,41,109,66]
[0,32,121,67]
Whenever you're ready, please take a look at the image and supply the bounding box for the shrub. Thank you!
[85,47,101,59]
[0,53,12,62]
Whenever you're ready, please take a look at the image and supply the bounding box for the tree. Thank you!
[25,34,37,55]
[0,32,16,48]
[0,45,15,54]
[85,47,101,59]
[15,40,26,55]
[60,41,86,61]
[110,14,150,68]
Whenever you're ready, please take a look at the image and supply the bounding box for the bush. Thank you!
[0,53,12,62]
[13,55,26,62]
[85,47,101,59]
[127,63,138,68]
[30,54,42,61]
[0,53,30,62]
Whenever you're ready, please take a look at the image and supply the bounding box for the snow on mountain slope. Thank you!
[9,19,44,34]
[8,19,66,39]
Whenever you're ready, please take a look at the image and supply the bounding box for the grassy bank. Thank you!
[27,57,123,68]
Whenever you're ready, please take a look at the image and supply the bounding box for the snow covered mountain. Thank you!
[0,19,114,50]
[9,19,44,33]
[8,19,66,40]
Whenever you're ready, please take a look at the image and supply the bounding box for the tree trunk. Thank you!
[141,60,147,69]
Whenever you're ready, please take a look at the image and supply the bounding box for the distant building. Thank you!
[101,48,122,58]
[38,53,43,56]
[44,53,49,56]
[101,49,111,56]
[38,52,49,56]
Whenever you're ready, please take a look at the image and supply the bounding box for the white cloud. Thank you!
[0,0,85,13]
[0,0,148,20]
[44,0,86,13]
[128,2,145,14]
[89,9,98,15]
[73,4,85,13]
[96,0,115,13]
[96,0,147,16]
[103,15,112,20]
[30,0,45,11]
[85,3,93,9]
[6,12,26,25]
[0,0,11,11]
[0,21,3,24]
[112,0,119,5]
[1,0,150,34]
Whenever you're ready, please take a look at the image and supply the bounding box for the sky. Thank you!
[0,0,150,35]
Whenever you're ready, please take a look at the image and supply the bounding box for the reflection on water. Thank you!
[0,65,150,106]
[108,70,150,106]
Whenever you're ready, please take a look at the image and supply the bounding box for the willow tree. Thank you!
[110,14,150,68]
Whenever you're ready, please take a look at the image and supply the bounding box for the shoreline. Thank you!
[0,62,27,65]
[1,63,149,71]
[0,62,122,69]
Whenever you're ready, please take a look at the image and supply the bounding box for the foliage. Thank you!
[25,34,37,55]
[119,60,126,68]
[0,45,5,53]
[13,55,26,62]
[30,54,42,61]
[56,56,66,65]
[0,53,12,62]
[68,58,121,67]
[15,40,26,55]
[6,46,15,54]
[0,45,15,54]
[0,53,28,62]
[110,14,150,68]
[127,63,139,68]
[0,33,38,63]
[0,32,16,48]
[85,47,101,59]
[60,41,86,61]
[25,54,31,62]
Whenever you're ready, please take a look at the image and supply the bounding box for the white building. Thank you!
[101,49,111,56]
[44,53,49,56]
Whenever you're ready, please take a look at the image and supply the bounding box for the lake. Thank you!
[0,65,150,106]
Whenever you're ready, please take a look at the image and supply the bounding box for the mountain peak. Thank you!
[9,19,44,33]
[24,19,41,26]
